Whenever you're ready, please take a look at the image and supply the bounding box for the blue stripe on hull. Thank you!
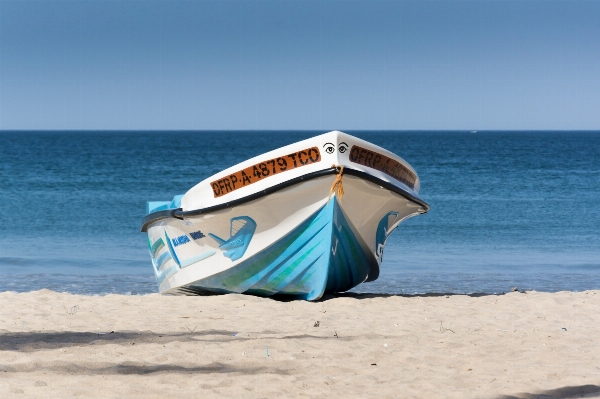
[182,197,377,300]
[325,199,373,293]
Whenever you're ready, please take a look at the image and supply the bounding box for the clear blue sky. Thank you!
[1,0,598,130]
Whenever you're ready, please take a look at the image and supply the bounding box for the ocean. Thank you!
[1,131,599,295]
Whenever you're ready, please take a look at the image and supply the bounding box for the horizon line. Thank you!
[1,129,600,133]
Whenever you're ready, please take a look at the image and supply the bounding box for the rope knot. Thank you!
[329,165,344,201]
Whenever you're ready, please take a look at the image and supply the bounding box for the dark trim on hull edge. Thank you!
[141,167,430,232]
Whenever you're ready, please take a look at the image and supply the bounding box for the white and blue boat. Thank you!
[141,131,429,300]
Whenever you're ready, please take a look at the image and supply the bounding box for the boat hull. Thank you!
[146,174,422,300]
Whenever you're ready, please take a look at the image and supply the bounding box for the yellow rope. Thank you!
[329,165,344,201]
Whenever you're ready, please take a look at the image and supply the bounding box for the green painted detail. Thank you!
[221,213,325,289]
[260,240,323,292]
[272,269,317,296]
[151,237,165,257]
[221,230,302,289]
[298,268,317,288]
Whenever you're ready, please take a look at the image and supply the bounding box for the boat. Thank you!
[141,131,429,300]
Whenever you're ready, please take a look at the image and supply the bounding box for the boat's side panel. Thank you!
[181,200,335,300]
[336,175,423,262]
[173,183,419,299]
[147,176,332,294]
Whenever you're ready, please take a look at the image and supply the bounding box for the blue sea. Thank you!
[1,131,599,295]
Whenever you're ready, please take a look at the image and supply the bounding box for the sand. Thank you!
[1,289,599,398]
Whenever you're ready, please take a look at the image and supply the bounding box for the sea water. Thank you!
[1,131,599,295]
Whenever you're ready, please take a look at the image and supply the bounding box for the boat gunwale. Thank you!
[140,167,430,232]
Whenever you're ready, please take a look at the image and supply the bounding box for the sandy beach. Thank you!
[1,290,599,398]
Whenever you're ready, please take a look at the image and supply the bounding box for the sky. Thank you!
[0,0,599,131]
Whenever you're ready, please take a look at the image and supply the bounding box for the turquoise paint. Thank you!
[146,194,184,214]
[209,216,257,261]
[164,230,181,267]
[375,211,399,264]
[156,251,172,268]
[324,199,374,293]
[183,197,378,300]
[150,237,165,257]
[156,265,178,287]
[179,250,217,268]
